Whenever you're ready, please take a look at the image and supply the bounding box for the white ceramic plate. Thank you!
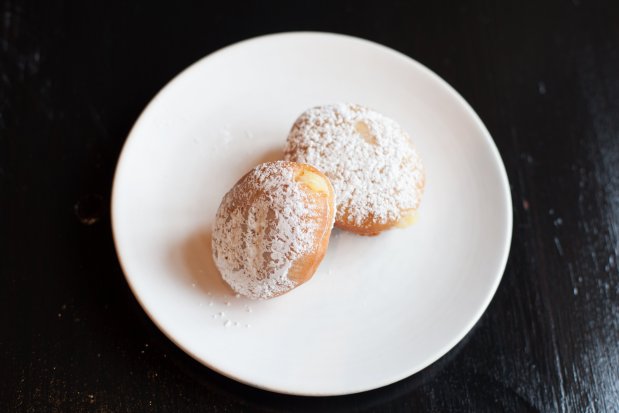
[112,32,512,396]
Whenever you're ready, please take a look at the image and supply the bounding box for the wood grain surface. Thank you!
[2,1,619,411]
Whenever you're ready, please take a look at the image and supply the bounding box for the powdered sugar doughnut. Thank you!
[284,103,425,236]
[212,161,335,299]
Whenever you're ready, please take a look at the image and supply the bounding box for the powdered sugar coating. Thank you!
[212,161,328,299]
[284,103,425,228]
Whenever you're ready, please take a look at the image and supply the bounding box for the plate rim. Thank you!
[111,31,513,396]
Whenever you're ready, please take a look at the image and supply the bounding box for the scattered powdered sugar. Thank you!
[285,103,424,225]
[212,161,321,299]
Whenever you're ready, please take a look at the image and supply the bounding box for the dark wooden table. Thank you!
[2,1,619,411]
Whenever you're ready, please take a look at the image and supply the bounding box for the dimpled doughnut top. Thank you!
[212,161,335,299]
[284,103,425,234]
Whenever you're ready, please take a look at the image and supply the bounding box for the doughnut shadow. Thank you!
[178,227,234,298]
[174,146,286,301]
[249,146,283,167]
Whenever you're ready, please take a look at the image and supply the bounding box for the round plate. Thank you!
[112,32,512,396]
